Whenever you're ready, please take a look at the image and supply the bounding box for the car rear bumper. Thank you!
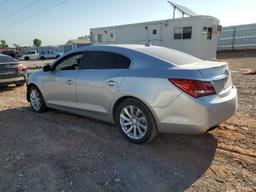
[0,76,26,85]
[153,86,238,134]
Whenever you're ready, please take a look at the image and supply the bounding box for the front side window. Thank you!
[174,27,192,40]
[83,51,131,70]
[55,53,84,71]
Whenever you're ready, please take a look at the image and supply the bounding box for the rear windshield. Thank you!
[136,46,202,65]
[0,55,17,63]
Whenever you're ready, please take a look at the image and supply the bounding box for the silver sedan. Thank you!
[26,45,238,143]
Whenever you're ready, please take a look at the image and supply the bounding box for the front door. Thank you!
[43,52,85,108]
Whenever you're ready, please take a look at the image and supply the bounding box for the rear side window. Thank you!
[116,54,131,69]
[84,51,131,70]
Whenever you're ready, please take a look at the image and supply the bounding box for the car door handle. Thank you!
[65,79,74,85]
[107,80,118,87]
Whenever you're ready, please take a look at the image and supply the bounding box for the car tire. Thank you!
[40,56,46,60]
[28,86,47,113]
[116,98,158,144]
[16,82,25,87]
[24,57,30,61]
[55,55,60,59]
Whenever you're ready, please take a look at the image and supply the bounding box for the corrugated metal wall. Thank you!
[218,23,256,50]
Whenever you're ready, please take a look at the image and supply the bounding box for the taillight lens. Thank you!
[16,65,26,71]
[169,79,216,98]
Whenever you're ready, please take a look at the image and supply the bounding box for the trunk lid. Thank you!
[0,62,20,77]
[178,61,233,95]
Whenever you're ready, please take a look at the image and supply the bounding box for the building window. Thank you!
[174,28,182,39]
[183,27,192,39]
[203,27,212,40]
[152,29,157,35]
[174,27,192,40]
[97,34,102,42]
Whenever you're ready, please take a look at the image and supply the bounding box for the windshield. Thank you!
[0,55,17,63]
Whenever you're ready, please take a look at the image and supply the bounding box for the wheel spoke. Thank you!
[135,108,141,118]
[133,127,137,139]
[123,108,132,119]
[129,106,135,117]
[121,122,133,127]
[125,126,134,134]
[120,114,130,122]
[138,123,147,130]
[137,126,144,137]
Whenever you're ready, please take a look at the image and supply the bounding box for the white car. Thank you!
[40,50,62,60]
[20,50,40,60]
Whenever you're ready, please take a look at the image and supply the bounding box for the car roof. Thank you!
[0,54,9,57]
[75,44,202,65]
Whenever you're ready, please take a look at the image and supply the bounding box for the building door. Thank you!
[148,24,161,46]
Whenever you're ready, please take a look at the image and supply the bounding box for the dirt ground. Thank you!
[0,51,255,192]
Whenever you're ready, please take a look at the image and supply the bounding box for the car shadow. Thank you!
[0,107,217,192]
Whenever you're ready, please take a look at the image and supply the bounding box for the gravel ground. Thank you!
[218,50,256,116]
[0,52,255,192]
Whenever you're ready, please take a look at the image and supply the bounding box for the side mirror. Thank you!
[43,64,52,72]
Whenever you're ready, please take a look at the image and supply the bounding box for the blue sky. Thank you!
[0,0,255,46]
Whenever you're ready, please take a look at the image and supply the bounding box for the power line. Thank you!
[0,0,68,29]
[0,0,8,7]
[0,0,41,22]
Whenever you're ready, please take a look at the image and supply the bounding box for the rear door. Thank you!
[76,51,131,114]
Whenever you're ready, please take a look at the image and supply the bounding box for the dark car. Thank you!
[0,54,27,87]
[2,50,22,59]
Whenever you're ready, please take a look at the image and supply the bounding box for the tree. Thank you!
[33,39,42,47]
[0,40,8,49]
[13,44,21,51]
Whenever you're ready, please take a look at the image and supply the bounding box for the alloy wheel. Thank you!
[120,105,148,140]
[30,89,41,111]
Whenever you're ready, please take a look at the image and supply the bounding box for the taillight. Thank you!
[16,65,26,71]
[169,79,216,98]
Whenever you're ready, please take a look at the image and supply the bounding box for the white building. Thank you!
[91,16,221,60]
